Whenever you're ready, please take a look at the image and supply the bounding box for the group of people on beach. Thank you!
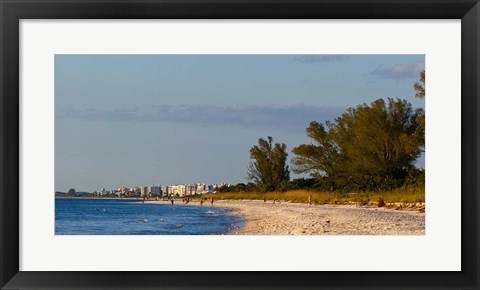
[138,194,313,208]
[136,196,207,206]
[137,196,160,203]
[164,196,214,207]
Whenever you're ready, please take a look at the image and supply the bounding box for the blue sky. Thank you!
[55,55,425,192]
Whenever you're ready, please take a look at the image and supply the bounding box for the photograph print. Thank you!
[55,54,425,235]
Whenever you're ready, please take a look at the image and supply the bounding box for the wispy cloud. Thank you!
[370,62,424,79]
[293,55,347,64]
[58,104,344,132]
[61,106,140,122]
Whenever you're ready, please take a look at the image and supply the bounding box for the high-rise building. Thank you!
[161,185,169,195]
[186,184,196,195]
[196,183,207,193]
[148,185,161,196]
[169,184,187,196]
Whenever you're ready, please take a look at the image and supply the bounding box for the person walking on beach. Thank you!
[200,199,204,206]
[171,199,174,205]
[210,197,214,206]
[308,194,312,207]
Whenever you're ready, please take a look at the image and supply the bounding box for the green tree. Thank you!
[334,98,424,186]
[234,183,246,192]
[68,188,76,196]
[291,121,342,190]
[292,98,424,190]
[248,136,290,192]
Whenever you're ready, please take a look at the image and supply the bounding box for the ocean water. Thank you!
[55,198,243,235]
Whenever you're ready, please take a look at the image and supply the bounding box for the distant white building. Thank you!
[196,183,207,193]
[170,184,187,197]
[130,187,140,193]
[161,185,169,195]
[120,183,224,197]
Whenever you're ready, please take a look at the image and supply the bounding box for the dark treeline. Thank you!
[219,70,425,194]
[217,167,424,193]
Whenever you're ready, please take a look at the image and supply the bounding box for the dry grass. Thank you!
[198,187,424,207]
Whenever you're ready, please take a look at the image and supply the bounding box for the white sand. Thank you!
[145,199,425,235]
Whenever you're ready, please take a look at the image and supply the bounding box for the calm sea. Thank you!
[55,198,243,235]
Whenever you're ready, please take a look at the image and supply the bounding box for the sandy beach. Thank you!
[145,199,425,235]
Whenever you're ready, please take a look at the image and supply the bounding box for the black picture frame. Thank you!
[1,0,479,289]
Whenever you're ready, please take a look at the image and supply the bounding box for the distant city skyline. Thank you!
[55,54,425,192]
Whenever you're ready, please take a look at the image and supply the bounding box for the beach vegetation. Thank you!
[204,187,424,207]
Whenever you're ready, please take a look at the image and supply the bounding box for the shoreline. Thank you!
[55,196,139,200]
[144,199,425,235]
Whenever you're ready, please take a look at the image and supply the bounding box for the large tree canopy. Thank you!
[292,98,424,190]
[335,98,424,182]
[291,121,342,190]
[248,136,290,192]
